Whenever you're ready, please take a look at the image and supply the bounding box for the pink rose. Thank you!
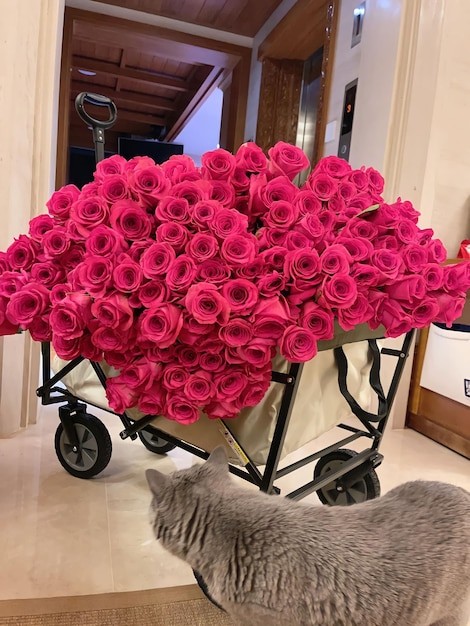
[155,196,191,224]
[165,394,199,424]
[77,256,114,298]
[85,225,128,257]
[260,177,298,209]
[50,296,89,339]
[299,302,334,340]
[127,164,170,209]
[210,180,235,209]
[172,180,210,206]
[162,364,189,390]
[176,345,199,369]
[235,142,268,173]
[239,377,271,407]
[0,252,9,274]
[214,370,248,401]
[268,141,309,180]
[105,377,138,414]
[128,239,156,262]
[50,283,71,305]
[205,399,240,419]
[165,254,197,292]
[307,173,338,201]
[137,385,166,416]
[110,200,153,241]
[210,207,248,239]
[91,293,133,331]
[321,274,358,309]
[252,316,287,343]
[422,263,444,291]
[294,213,325,244]
[140,242,176,279]
[314,156,352,179]
[280,325,318,362]
[94,154,127,182]
[412,298,440,328]
[131,279,168,308]
[123,156,155,173]
[396,199,420,223]
[386,275,426,304]
[219,318,253,347]
[186,232,219,263]
[184,372,214,403]
[185,282,230,324]
[138,303,183,348]
[220,234,257,266]
[294,191,322,216]
[6,282,50,327]
[201,148,236,180]
[70,196,110,236]
[6,235,38,270]
[236,342,274,368]
[46,184,80,221]
[264,200,299,230]
[42,227,71,259]
[257,227,287,248]
[100,174,130,204]
[29,314,52,342]
[80,181,100,199]
[350,263,381,288]
[222,278,258,315]
[395,219,419,245]
[161,154,198,184]
[326,196,346,215]
[0,296,20,335]
[120,360,162,391]
[284,231,311,251]
[402,244,428,273]
[285,248,321,286]
[0,270,28,297]
[377,299,413,338]
[196,259,231,284]
[156,222,190,252]
[343,219,378,241]
[320,244,352,275]
[372,249,403,283]
[337,181,357,202]
[366,167,385,194]
[434,291,466,327]
[231,168,251,193]
[374,235,400,251]
[427,239,447,264]
[191,200,218,230]
[52,334,82,361]
[199,351,225,373]
[31,262,65,287]
[62,244,85,270]
[235,257,265,280]
[337,293,374,331]
[444,261,470,294]
[92,326,130,352]
[257,271,286,297]
[348,169,369,191]
[29,215,55,242]
[336,236,373,261]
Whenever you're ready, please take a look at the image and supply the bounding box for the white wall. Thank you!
[323,0,403,172]
[174,89,224,166]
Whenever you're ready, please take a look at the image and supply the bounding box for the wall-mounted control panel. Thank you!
[337,78,358,162]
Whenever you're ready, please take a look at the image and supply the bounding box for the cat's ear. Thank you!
[145,468,170,495]
[207,446,228,471]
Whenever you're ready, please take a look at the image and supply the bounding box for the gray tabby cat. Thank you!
[146,447,470,626]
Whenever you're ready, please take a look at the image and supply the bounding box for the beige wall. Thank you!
[0,0,64,436]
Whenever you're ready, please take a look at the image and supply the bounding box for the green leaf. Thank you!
[357,203,380,217]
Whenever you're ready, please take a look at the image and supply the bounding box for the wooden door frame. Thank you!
[56,7,251,187]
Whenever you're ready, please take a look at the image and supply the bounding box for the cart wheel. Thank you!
[55,413,112,479]
[314,449,380,506]
[138,427,176,455]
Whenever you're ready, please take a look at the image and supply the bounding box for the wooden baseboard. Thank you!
[407,411,470,459]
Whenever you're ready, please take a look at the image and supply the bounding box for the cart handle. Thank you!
[74,92,117,130]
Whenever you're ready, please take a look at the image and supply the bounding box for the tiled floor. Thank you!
[0,404,469,602]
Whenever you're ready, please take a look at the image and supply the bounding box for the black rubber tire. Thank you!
[314,448,381,506]
[54,413,112,479]
[138,427,176,455]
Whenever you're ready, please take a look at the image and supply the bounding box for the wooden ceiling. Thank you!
[92,0,285,37]
[66,8,251,152]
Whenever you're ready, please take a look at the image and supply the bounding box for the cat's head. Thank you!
[145,447,229,558]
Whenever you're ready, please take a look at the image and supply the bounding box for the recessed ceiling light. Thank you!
[78,69,96,76]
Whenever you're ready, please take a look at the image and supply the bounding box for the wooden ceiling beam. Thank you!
[71,82,176,112]
[72,56,191,92]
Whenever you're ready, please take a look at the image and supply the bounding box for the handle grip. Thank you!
[74,92,117,130]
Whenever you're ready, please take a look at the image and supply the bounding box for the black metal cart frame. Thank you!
[37,329,415,500]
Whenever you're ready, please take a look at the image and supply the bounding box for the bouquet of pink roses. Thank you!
[0,142,468,424]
